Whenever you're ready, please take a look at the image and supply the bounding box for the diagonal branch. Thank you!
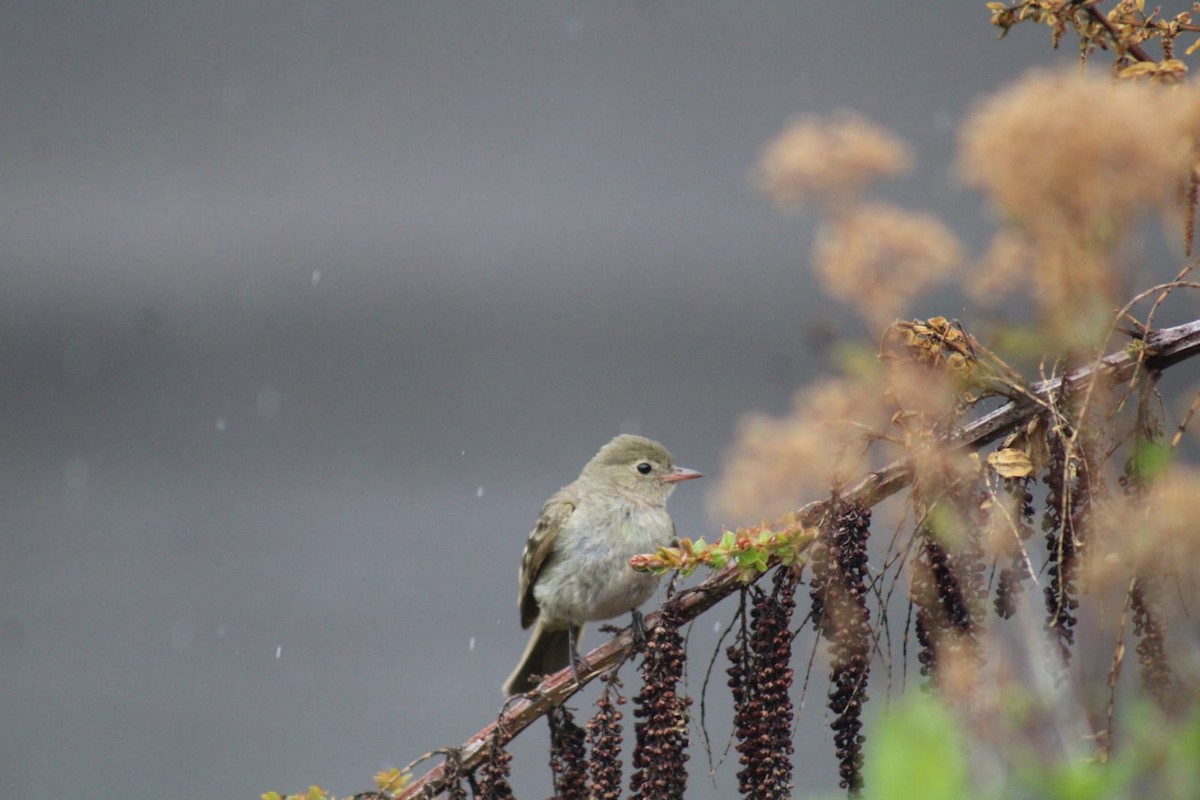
[391,318,1200,800]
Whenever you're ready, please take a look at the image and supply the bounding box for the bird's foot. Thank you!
[630,608,650,650]
[568,650,593,684]
[567,626,591,684]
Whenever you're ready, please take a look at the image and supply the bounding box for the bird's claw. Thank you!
[568,650,592,684]
[630,608,650,649]
[567,626,591,684]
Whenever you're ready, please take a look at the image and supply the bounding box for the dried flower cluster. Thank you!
[959,70,1200,344]
[547,706,587,800]
[809,504,873,794]
[726,568,798,799]
[755,110,963,329]
[585,674,626,800]
[988,0,1195,80]
[756,112,912,209]
[960,73,1199,226]
[712,377,888,522]
[1121,466,1200,571]
[474,731,515,800]
[814,204,962,329]
[630,602,691,799]
[441,749,468,800]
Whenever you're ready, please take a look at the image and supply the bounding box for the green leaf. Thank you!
[1032,758,1132,800]
[865,694,969,800]
[927,502,965,548]
[1131,439,1172,482]
[737,547,768,573]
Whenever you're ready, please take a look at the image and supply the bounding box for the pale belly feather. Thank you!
[534,501,673,625]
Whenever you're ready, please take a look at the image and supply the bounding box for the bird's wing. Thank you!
[518,492,576,629]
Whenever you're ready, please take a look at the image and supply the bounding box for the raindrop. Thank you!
[275,645,283,659]
[468,637,476,652]
[311,270,322,287]
[476,486,485,498]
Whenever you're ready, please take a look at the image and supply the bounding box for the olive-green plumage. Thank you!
[502,434,700,697]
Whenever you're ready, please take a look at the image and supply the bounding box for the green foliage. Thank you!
[1130,438,1172,482]
[804,693,1200,800]
[629,519,817,581]
[862,694,969,800]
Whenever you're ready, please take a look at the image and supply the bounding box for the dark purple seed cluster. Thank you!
[911,496,984,690]
[1131,576,1172,707]
[726,623,752,793]
[442,748,469,800]
[630,602,691,799]
[548,705,587,800]
[994,477,1036,619]
[1120,416,1172,708]
[727,568,798,799]
[1042,422,1079,666]
[810,503,872,794]
[475,730,515,800]
[956,484,988,638]
[586,673,626,800]
[911,535,945,681]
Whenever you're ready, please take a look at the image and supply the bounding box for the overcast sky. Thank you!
[0,3,1067,798]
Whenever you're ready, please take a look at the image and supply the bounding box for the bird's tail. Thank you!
[502,621,582,697]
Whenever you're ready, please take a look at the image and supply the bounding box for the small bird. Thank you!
[502,434,701,697]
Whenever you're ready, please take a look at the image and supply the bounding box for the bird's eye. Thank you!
[636,462,653,475]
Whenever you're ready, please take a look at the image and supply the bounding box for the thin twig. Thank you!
[1083,0,1155,63]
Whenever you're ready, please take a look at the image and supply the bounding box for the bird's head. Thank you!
[581,434,702,503]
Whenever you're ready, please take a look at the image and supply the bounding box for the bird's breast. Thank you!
[533,500,674,624]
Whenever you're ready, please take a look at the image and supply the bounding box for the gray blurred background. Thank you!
[0,3,1064,797]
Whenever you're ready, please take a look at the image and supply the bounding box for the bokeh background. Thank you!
[1,3,1065,797]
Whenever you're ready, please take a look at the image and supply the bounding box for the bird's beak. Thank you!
[660,466,703,484]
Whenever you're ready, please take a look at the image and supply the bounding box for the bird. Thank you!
[502,434,701,697]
